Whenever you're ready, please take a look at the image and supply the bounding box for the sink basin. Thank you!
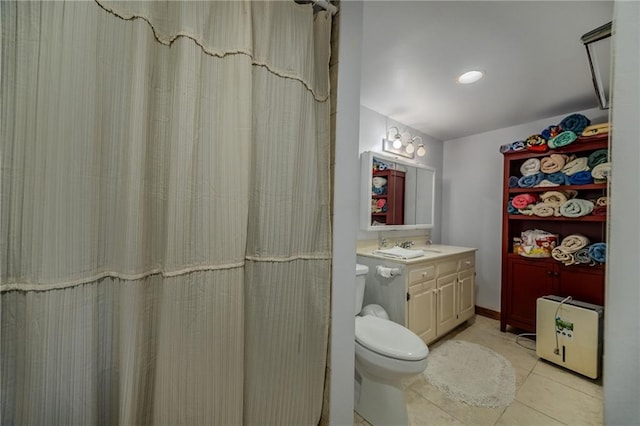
[372,247,426,259]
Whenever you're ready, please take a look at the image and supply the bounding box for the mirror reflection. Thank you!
[360,150,435,231]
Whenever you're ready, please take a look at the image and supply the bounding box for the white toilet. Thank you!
[354,264,429,425]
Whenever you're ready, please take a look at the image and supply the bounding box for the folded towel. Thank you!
[525,134,548,152]
[518,205,535,215]
[518,172,544,188]
[551,247,576,266]
[545,172,569,185]
[540,154,567,174]
[559,199,595,217]
[507,200,519,215]
[562,157,589,176]
[560,113,591,135]
[581,123,610,137]
[593,205,608,216]
[532,203,557,217]
[500,143,513,153]
[536,179,559,187]
[596,196,608,206]
[511,140,526,151]
[568,170,594,185]
[587,149,609,169]
[591,162,611,181]
[588,242,607,263]
[559,234,590,253]
[512,193,538,209]
[373,246,426,259]
[574,247,592,264]
[508,176,520,188]
[548,131,578,149]
[540,191,571,208]
[541,125,562,140]
[520,158,541,176]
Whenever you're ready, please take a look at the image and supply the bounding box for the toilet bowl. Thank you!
[354,264,429,425]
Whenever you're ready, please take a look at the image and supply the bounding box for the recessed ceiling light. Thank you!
[457,70,484,84]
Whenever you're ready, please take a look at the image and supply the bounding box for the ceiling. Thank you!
[359,1,614,141]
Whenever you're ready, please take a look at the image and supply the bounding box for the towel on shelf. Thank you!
[518,172,544,188]
[512,193,538,209]
[559,234,591,253]
[548,131,578,149]
[540,190,574,208]
[559,198,595,217]
[544,172,569,185]
[551,247,576,266]
[520,158,542,176]
[587,149,609,169]
[581,123,610,137]
[508,176,520,188]
[562,157,589,176]
[541,125,562,141]
[568,170,594,185]
[588,242,607,263]
[591,162,611,182]
[518,205,535,215]
[536,179,560,187]
[507,200,519,215]
[596,196,608,206]
[525,134,548,152]
[511,140,526,151]
[560,113,591,135]
[593,205,608,216]
[532,203,557,217]
[540,154,567,174]
[500,143,513,153]
[574,247,593,264]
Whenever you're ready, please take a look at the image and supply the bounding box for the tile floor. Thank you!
[354,315,603,426]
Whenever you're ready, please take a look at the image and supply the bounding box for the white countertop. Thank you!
[356,242,477,264]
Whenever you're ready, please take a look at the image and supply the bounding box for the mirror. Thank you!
[360,150,435,231]
[582,21,611,110]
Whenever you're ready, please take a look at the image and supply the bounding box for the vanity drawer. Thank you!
[458,255,475,271]
[436,259,458,277]
[409,264,436,285]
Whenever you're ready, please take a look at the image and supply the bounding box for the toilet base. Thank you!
[355,375,409,426]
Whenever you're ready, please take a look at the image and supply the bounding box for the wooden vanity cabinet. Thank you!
[404,251,476,344]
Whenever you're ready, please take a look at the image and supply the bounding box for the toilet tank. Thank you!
[355,264,369,315]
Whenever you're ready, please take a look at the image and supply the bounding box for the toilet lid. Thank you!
[355,316,428,361]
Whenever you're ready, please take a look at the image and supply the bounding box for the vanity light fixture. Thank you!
[387,126,403,149]
[457,70,484,84]
[383,128,427,159]
[413,136,427,157]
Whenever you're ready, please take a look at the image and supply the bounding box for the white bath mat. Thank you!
[423,340,516,408]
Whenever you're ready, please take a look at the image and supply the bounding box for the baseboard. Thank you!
[475,306,500,320]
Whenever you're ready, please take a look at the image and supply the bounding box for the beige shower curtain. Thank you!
[0,1,332,424]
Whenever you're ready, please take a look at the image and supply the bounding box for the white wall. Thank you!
[358,106,444,243]
[442,108,607,311]
[330,1,363,424]
[604,1,640,423]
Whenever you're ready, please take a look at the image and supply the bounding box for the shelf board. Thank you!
[509,183,607,194]
[508,215,606,222]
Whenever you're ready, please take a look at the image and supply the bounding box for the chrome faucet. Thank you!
[397,240,414,249]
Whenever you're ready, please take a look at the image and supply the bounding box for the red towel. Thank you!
[512,193,539,209]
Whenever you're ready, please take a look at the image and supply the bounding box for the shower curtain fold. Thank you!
[1,1,332,424]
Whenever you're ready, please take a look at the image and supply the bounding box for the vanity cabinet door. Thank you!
[408,281,436,344]
[458,269,475,322]
[436,273,458,335]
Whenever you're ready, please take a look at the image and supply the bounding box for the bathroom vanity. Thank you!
[356,244,476,344]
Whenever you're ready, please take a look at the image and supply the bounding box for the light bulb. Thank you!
[405,142,415,154]
[392,136,402,149]
[416,145,426,157]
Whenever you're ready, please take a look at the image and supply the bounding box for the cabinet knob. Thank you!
[547,271,553,276]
